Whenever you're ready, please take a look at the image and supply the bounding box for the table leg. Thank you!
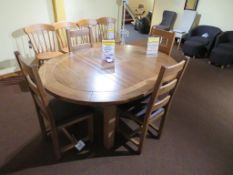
[102,105,117,149]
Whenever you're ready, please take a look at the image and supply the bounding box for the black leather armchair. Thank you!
[183,25,222,58]
[155,10,177,31]
[210,31,233,67]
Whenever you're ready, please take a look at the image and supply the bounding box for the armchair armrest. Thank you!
[215,33,228,46]
[187,27,198,39]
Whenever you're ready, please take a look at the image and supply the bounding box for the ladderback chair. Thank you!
[14,51,93,159]
[77,19,100,43]
[53,22,77,53]
[66,28,93,52]
[24,24,63,65]
[150,27,176,56]
[97,17,116,40]
[118,58,189,154]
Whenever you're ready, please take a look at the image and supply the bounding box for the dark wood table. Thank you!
[39,44,176,149]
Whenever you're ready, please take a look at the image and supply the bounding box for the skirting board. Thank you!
[0,66,20,80]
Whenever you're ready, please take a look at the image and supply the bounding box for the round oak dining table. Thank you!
[39,44,176,149]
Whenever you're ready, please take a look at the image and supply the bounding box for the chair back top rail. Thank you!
[53,22,77,51]
[97,17,116,24]
[97,17,116,40]
[24,24,58,54]
[66,28,93,52]
[77,19,98,27]
[77,19,100,42]
[150,27,175,56]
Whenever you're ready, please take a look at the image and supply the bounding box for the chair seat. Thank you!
[155,25,170,31]
[130,105,165,120]
[37,51,63,60]
[173,29,186,33]
[61,47,69,53]
[183,40,207,57]
[120,98,165,124]
[49,98,92,126]
[174,28,187,38]
[175,31,186,38]
[189,36,209,45]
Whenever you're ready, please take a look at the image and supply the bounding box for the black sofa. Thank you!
[183,25,222,58]
[155,10,177,31]
[209,31,233,67]
[134,11,152,34]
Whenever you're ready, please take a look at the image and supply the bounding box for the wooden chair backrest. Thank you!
[24,24,59,54]
[77,19,100,43]
[66,28,93,52]
[97,17,116,40]
[150,27,175,56]
[14,51,52,124]
[53,22,77,51]
[144,58,189,125]
[77,19,98,27]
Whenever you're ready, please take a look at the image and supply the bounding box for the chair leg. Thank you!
[88,116,94,143]
[49,121,62,160]
[156,114,167,139]
[34,106,47,138]
[177,38,182,50]
[137,122,149,154]
[137,140,143,154]
[38,116,47,138]
[51,129,62,160]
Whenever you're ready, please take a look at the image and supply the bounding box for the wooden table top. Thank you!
[39,44,176,105]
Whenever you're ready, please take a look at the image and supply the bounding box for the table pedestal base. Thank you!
[102,105,117,149]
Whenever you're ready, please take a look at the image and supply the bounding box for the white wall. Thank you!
[0,0,54,75]
[152,0,233,31]
[197,0,233,31]
[64,0,121,36]
[64,0,119,21]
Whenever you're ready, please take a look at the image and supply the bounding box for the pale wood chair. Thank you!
[66,28,93,52]
[14,51,93,160]
[53,21,77,53]
[77,19,101,43]
[118,58,189,154]
[97,17,116,40]
[150,27,176,56]
[24,24,63,65]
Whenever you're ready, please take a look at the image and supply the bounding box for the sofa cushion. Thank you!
[189,36,209,45]
[183,40,207,57]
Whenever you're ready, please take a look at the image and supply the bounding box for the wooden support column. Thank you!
[52,0,66,22]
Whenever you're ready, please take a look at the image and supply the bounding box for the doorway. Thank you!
[121,0,155,45]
